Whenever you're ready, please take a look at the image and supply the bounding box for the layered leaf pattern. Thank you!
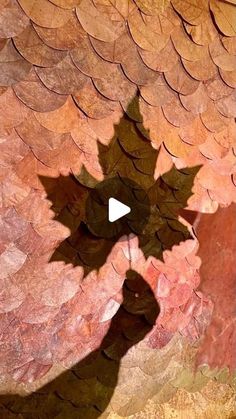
[0,0,236,417]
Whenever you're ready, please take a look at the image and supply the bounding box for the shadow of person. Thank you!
[0,270,160,418]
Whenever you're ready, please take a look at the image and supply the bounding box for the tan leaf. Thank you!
[18,0,72,28]
[76,0,125,42]
[210,0,236,36]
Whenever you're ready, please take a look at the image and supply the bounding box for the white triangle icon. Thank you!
[108,198,131,222]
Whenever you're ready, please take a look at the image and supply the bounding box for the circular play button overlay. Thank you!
[85,176,150,240]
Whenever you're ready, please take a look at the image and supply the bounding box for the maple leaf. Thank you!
[39,95,200,275]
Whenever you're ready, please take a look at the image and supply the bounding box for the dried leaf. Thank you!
[73,79,118,119]
[36,55,88,95]
[93,64,137,101]
[33,14,86,50]
[0,0,29,38]
[165,60,199,95]
[71,37,112,78]
[179,116,209,146]
[141,74,177,106]
[0,88,30,136]
[0,40,31,86]
[13,69,67,112]
[35,96,79,133]
[205,73,233,100]
[76,0,125,42]
[128,8,169,52]
[220,68,236,88]
[14,24,67,67]
[171,25,206,61]
[215,89,236,117]
[49,0,81,8]
[201,102,229,132]
[210,0,236,36]
[171,0,208,25]
[209,37,236,71]
[139,39,179,72]
[134,0,170,15]
[197,204,236,369]
[182,49,218,81]
[18,0,72,28]
[180,83,209,114]
[184,16,218,46]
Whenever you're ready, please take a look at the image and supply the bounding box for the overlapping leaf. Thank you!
[0,0,235,416]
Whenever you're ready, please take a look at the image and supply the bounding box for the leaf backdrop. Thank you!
[0,0,236,417]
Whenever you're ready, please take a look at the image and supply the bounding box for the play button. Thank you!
[85,176,150,241]
[108,198,131,222]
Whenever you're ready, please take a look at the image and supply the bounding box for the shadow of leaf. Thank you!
[39,94,200,275]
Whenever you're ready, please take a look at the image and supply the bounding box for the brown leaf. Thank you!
[221,36,236,54]
[0,0,29,38]
[171,25,206,61]
[33,135,82,172]
[93,64,137,101]
[180,83,209,114]
[114,32,158,85]
[34,96,79,133]
[16,113,68,151]
[182,49,217,81]
[171,0,208,25]
[71,37,112,78]
[36,55,88,95]
[0,170,30,207]
[128,8,169,52]
[18,0,72,28]
[73,79,118,119]
[214,119,236,149]
[200,102,229,132]
[199,135,229,160]
[164,60,199,95]
[140,39,179,72]
[140,74,177,106]
[220,68,236,88]
[0,274,25,311]
[184,16,218,46]
[101,29,133,63]
[33,13,86,50]
[49,0,81,8]
[205,73,233,100]
[179,116,209,146]
[15,151,58,189]
[163,95,194,127]
[0,130,28,177]
[0,88,30,136]
[210,0,236,36]
[76,0,125,42]
[215,89,236,118]
[14,24,67,67]
[0,40,31,86]
[134,0,170,15]
[90,36,119,62]
[93,0,136,21]
[154,144,173,178]
[13,69,68,112]
[88,107,123,142]
[209,37,236,71]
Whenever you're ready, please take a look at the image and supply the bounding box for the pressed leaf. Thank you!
[210,0,236,36]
